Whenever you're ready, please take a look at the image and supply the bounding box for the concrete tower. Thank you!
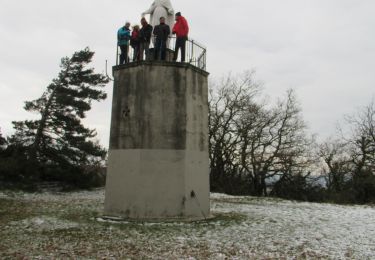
[104,56,210,220]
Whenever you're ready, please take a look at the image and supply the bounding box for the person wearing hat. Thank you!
[172,12,189,62]
[117,22,131,64]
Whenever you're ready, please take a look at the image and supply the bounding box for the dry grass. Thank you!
[0,190,374,259]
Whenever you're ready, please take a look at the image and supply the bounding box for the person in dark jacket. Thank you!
[172,12,189,62]
[153,17,170,61]
[130,25,141,61]
[139,18,153,61]
[117,22,131,64]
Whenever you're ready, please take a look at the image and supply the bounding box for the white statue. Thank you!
[142,0,175,30]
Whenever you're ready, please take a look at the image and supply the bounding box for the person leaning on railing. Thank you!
[139,18,153,61]
[153,17,171,61]
[117,22,131,64]
[172,12,189,62]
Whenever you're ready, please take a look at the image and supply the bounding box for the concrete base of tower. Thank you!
[104,149,210,220]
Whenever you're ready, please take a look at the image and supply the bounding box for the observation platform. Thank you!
[115,36,207,71]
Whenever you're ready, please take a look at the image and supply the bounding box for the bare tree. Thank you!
[314,100,375,203]
[209,73,314,196]
[237,89,314,196]
[345,100,375,174]
[209,71,261,193]
[318,140,350,192]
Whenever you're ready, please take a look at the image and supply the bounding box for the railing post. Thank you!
[204,49,207,70]
[116,45,119,66]
[205,50,207,70]
[191,40,194,65]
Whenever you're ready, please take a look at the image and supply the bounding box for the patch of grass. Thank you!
[208,212,247,225]
[0,182,39,192]
[60,208,100,224]
[0,198,36,223]
[2,190,373,259]
[93,212,248,233]
[212,196,285,206]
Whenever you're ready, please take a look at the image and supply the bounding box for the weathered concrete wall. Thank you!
[104,62,210,220]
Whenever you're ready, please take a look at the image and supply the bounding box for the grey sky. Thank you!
[1,0,374,146]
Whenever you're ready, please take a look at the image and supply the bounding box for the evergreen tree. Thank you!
[12,48,109,182]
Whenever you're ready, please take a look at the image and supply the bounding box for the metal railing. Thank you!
[116,36,207,71]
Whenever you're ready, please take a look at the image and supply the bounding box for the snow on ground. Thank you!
[0,189,374,259]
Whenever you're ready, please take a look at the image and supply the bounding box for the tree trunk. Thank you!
[30,89,56,162]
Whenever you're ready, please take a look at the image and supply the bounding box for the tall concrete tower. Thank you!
[104,43,210,220]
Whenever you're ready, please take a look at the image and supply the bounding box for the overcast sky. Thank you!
[1,0,375,147]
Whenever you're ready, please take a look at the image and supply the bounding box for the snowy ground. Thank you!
[0,189,374,259]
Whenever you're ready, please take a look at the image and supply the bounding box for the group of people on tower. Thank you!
[117,12,189,64]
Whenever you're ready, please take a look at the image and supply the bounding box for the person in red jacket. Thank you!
[172,12,189,62]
